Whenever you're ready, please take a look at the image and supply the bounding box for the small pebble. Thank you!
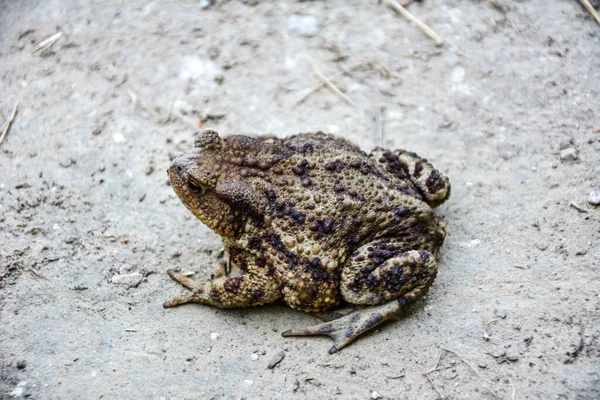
[112,132,126,144]
[575,250,587,256]
[588,188,600,206]
[209,332,220,340]
[451,66,465,83]
[198,0,215,9]
[478,362,487,369]
[371,391,380,399]
[267,351,285,369]
[251,353,259,361]
[111,272,143,288]
[16,360,26,369]
[559,147,578,162]
[287,15,319,37]
[497,311,507,319]
[535,242,549,251]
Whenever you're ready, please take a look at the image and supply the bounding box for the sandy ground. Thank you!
[1,0,599,399]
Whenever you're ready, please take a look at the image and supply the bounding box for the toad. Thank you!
[164,130,450,353]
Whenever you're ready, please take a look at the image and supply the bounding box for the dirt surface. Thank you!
[1,0,599,399]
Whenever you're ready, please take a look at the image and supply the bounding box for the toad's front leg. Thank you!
[282,247,437,353]
[163,262,281,309]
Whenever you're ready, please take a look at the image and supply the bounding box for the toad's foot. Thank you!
[163,266,280,309]
[282,300,402,354]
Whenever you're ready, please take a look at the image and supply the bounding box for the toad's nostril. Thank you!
[176,164,183,172]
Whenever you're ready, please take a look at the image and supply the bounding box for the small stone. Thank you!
[478,362,487,369]
[588,188,600,206]
[198,0,215,9]
[16,360,26,369]
[251,353,259,361]
[575,250,587,256]
[559,147,578,162]
[267,351,285,369]
[209,332,220,340]
[451,66,465,83]
[536,241,549,251]
[112,132,126,144]
[179,56,223,82]
[287,15,319,37]
[371,391,380,399]
[497,311,507,319]
[111,272,143,288]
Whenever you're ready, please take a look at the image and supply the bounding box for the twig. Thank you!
[422,349,446,398]
[424,348,499,399]
[440,347,498,398]
[482,309,499,341]
[424,373,446,399]
[311,63,356,107]
[383,0,444,46]
[510,384,517,400]
[579,0,600,26]
[293,72,344,107]
[0,102,19,146]
[570,202,588,213]
[32,32,63,54]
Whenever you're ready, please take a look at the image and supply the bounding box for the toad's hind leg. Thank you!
[282,249,437,353]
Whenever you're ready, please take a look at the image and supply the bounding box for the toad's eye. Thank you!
[187,179,206,196]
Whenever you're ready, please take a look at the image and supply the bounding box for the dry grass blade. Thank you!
[311,63,356,107]
[293,71,344,107]
[383,0,444,46]
[440,347,499,398]
[579,0,600,25]
[32,32,63,54]
[422,349,446,398]
[0,102,19,147]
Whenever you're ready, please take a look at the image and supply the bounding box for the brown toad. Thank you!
[164,130,450,353]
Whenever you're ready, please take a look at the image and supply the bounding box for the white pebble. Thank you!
[179,56,223,81]
[287,15,319,37]
[251,353,259,361]
[210,332,220,340]
[112,132,126,143]
[111,272,142,287]
[371,391,380,399]
[451,66,465,83]
[588,188,600,205]
[559,147,578,162]
[244,379,253,385]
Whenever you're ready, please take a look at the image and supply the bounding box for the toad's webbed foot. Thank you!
[282,301,401,354]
